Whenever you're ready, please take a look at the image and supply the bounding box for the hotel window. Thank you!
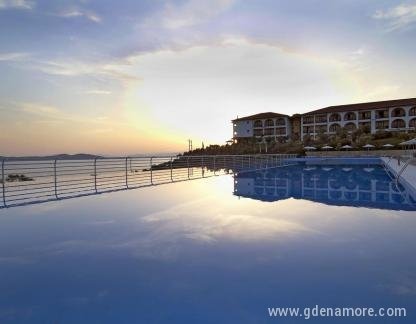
[254,120,263,128]
[376,120,389,129]
[376,110,388,119]
[315,115,327,123]
[359,111,371,120]
[265,119,274,127]
[329,113,341,122]
[391,108,406,117]
[254,129,263,136]
[391,119,405,129]
[303,116,314,124]
[303,126,313,134]
[410,107,416,116]
[409,118,416,129]
[276,118,286,126]
[329,123,341,133]
[276,128,286,135]
[344,112,356,121]
[264,128,274,135]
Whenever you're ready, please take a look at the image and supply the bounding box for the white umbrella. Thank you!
[400,138,416,146]
[383,143,394,148]
[342,167,352,172]
[304,146,316,150]
[341,145,352,150]
[363,144,375,151]
[322,167,333,171]
[322,145,333,150]
[363,167,374,172]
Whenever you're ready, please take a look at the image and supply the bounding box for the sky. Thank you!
[0,0,416,156]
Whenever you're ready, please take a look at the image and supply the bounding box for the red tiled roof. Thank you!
[232,112,289,122]
[303,98,416,115]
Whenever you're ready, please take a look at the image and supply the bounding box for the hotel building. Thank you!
[232,98,416,142]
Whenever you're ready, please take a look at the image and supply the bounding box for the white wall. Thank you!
[233,120,253,138]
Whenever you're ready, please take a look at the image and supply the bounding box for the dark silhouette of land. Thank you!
[0,153,102,161]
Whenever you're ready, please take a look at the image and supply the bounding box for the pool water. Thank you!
[0,164,415,323]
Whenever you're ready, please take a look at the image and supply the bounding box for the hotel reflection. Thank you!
[233,165,416,211]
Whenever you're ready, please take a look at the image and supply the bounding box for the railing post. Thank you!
[187,156,190,179]
[54,159,58,199]
[125,157,129,188]
[150,157,153,185]
[1,160,6,207]
[233,155,236,173]
[94,157,98,193]
[213,156,216,175]
[201,155,204,177]
[170,157,173,181]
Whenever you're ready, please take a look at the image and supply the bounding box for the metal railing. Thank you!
[0,154,296,208]
[395,156,416,183]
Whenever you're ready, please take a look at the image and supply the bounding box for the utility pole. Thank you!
[188,139,193,152]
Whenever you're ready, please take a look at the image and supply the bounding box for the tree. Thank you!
[317,128,328,144]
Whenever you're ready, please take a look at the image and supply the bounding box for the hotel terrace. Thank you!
[232,98,416,142]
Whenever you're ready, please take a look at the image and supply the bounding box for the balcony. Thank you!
[329,123,341,133]
[376,110,388,119]
[391,108,406,118]
[391,119,406,129]
[276,118,286,126]
[315,115,327,123]
[264,119,275,128]
[253,129,263,136]
[253,120,263,128]
[264,128,274,136]
[376,121,389,129]
[329,113,341,122]
[358,111,371,120]
[344,112,356,121]
[275,128,286,135]
[303,116,314,124]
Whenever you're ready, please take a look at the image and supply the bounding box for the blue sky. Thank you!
[1,0,416,155]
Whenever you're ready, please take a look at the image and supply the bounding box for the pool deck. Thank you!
[381,157,416,197]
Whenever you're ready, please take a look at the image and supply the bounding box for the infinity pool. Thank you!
[0,164,415,323]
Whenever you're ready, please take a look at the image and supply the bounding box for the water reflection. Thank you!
[234,164,416,211]
[1,168,416,323]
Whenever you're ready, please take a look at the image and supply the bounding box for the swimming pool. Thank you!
[0,163,415,323]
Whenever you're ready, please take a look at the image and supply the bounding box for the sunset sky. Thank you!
[1,0,416,156]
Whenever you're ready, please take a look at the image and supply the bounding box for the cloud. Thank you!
[373,2,416,31]
[0,52,30,61]
[84,90,112,95]
[28,58,138,84]
[145,0,236,29]
[0,0,34,10]
[56,8,101,23]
